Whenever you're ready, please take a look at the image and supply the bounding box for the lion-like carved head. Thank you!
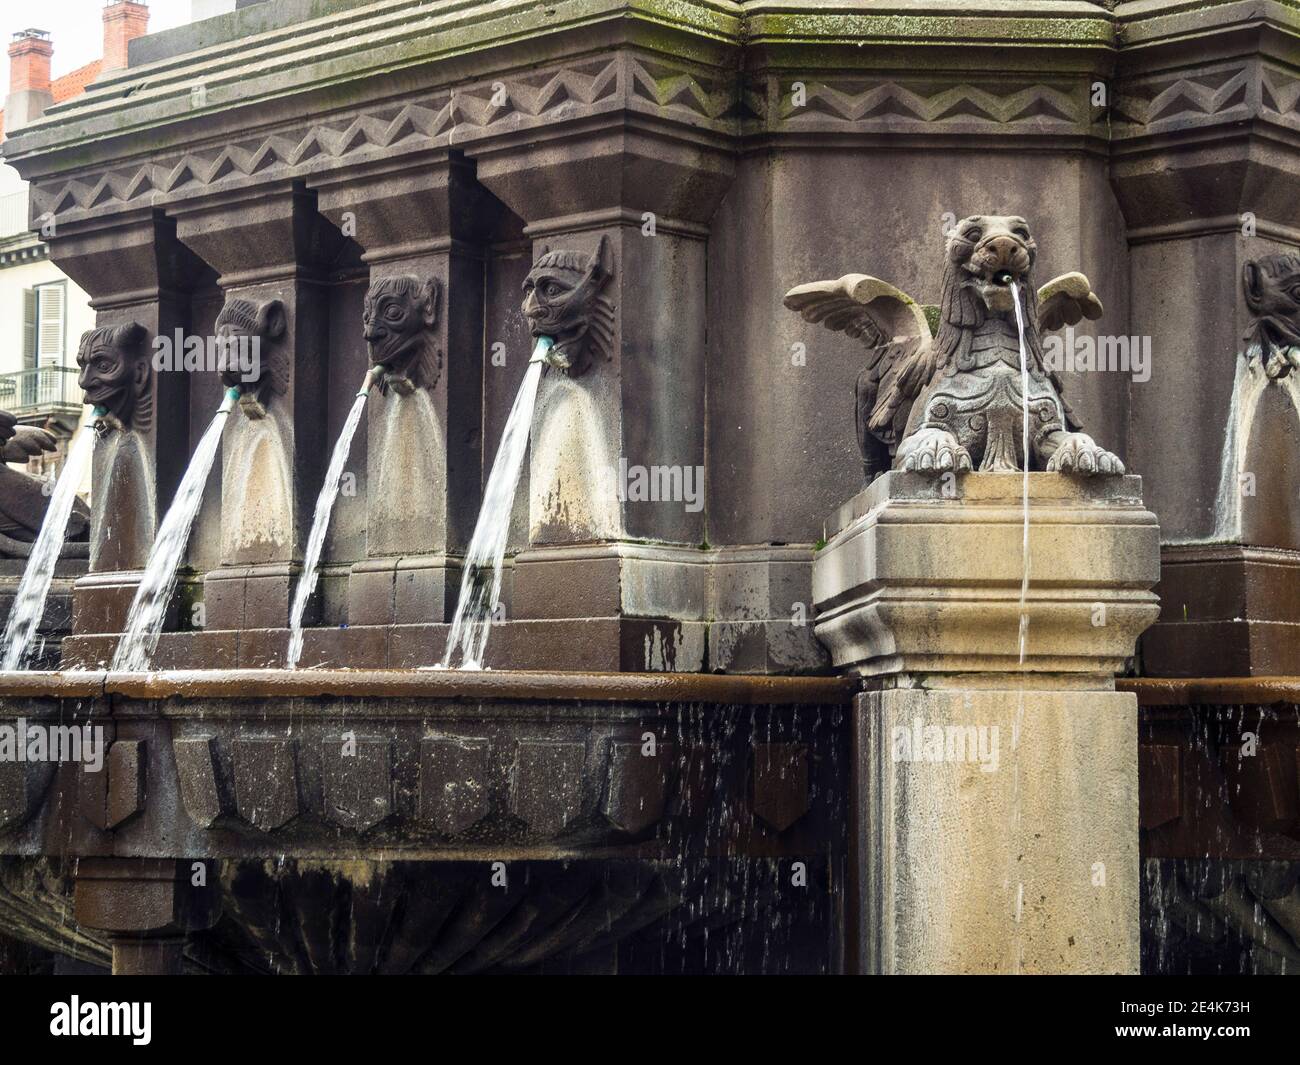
[363,275,441,395]
[521,237,614,376]
[1243,253,1300,379]
[944,215,1038,314]
[937,215,1045,372]
[215,296,287,418]
[77,322,152,433]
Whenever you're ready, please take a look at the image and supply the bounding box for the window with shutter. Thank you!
[36,282,66,366]
[22,288,37,370]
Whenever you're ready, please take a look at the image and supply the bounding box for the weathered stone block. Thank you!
[419,736,491,836]
[232,737,299,831]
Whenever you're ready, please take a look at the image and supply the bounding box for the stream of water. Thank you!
[1010,282,1031,665]
[111,388,241,672]
[1009,281,1032,973]
[441,337,552,669]
[285,367,383,670]
[0,425,97,671]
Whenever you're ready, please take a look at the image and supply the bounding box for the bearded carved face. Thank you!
[1243,254,1300,379]
[945,215,1037,315]
[77,323,152,432]
[215,297,286,416]
[362,275,441,394]
[521,237,614,376]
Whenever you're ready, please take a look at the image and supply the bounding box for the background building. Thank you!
[0,4,153,480]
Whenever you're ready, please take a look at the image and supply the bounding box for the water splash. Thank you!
[286,367,383,670]
[112,389,242,672]
[441,337,552,669]
[1210,349,1288,543]
[0,424,97,671]
[1009,281,1031,664]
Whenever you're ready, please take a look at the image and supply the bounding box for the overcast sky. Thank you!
[2,1,196,84]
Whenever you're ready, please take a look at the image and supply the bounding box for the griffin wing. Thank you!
[784,274,932,480]
[1037,272,1103,332]
[1037,272,1104,431]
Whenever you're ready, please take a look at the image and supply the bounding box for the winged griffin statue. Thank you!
[785,214,1124,482]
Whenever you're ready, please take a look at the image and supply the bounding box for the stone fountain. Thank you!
[0,0,1297,975]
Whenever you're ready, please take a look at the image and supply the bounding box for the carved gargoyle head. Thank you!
[77,322,152,433]
[362,275,441,395]
[521,237,614,376]
[1243,253,1300,379]
[215,296,287,418]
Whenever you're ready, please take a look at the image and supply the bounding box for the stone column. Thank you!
[170,184,341,642]
[73,858,215,976]
[311,152,498,634]
[47,210,207,661]
[464,100,733,669]
[814,472,1160,973]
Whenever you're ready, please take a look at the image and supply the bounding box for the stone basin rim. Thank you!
[1119,675,1300,708]
[0,668,857,705]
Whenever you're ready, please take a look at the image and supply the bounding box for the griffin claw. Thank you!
[899,429,972,475]
[1046,433,1124,476]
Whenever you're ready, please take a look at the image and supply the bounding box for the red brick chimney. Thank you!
[8,29,52,96]
[102,1,149,74]
[5,29,54,130]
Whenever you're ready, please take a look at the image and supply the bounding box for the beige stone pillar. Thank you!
[814,471,1160,973]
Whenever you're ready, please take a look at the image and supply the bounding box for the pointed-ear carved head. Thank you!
[521,236,614,376]
[362,275,441,395]
[944,215,1038,316]
[77,322,152,432]
[1243,254,1300,378]
[215,296,286,416]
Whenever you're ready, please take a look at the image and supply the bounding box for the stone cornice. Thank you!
[2,1,1119,177]
[0,236,49,269]
[2,1,744,172]
[744,0,1114,62]
[3,0,1298,229]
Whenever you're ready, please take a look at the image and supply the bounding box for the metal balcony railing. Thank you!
[0,366,83,415]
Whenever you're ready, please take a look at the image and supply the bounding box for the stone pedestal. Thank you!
[467,108,731,663]
[47,212,210,644]
[313,152,505,626]
[815,472,1160,974]
[173,183,343,631]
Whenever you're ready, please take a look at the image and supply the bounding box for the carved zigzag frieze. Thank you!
[37,55,748,218]
[630,60,741,123]
[1112,68,1253,130]
[43,57,1294,220]
[34,100,455,218]
[1262,69,1300,118]
[776,81,1084,128]
[449,60,620,131]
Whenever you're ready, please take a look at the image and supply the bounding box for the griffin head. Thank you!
[945,214,1037,316]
